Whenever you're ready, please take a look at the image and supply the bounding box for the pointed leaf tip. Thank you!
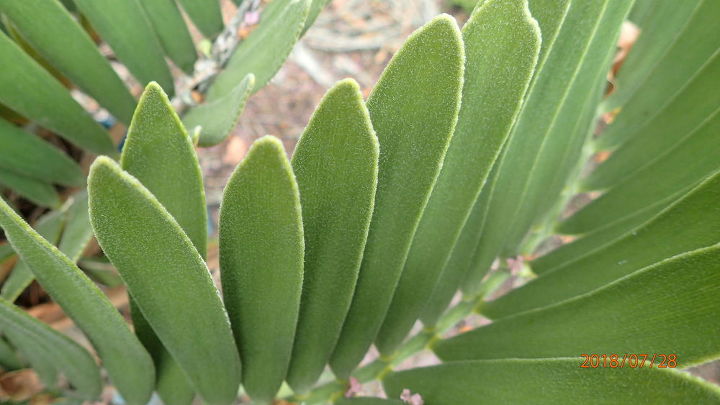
[184,74,255,147]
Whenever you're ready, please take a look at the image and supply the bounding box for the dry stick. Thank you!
[174,0,261,114]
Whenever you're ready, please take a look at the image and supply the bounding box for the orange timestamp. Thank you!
[580,353,678,369]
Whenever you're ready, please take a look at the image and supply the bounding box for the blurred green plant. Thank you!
[1,0,719,404]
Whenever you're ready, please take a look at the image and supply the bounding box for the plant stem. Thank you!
[292,274,508,404]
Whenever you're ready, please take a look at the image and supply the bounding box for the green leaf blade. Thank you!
[384,359,720,404]
[436,245,720,367]
[531,192,682,274]
[420,173,495,326]
[1,209,64,302]
[183,74,255,147]
[73,0,174,95]
[121,83,207,257]
[176,0,224,38]
[285,79,378,393]
[0,336,24,371]
[0,0,136,123]
[88,157,240,405]
[463,0,634,293]
[0,298,102,400]
[483,169,720,319]
[57,191,94,262]
[604,0,703,112]
[0,195,155,405]
[140,0,198,74]
[330,14,464,377]
[0,118,84,187]
[419,0,573,326]
[120,82,207,405]
[559,112,720,235]
[599,0,720,150]
[585,53,720,192]
[130,300,194,405]
[0,31,114,155]
[375,0,541,354]
[219,136,304,402]
[0,169,60,208]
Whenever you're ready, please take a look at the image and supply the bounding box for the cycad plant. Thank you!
[1,0,720,404]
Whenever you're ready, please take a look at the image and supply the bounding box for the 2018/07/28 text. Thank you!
[580,354,678,369]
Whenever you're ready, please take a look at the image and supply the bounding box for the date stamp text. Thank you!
[580,354,678,369]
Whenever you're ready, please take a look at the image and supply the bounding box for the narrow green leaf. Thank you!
[505,0,631,244]
[78,257,124,288]
[559,111,720,235]
[183,74,255,147]
[0,243,13,263]
[2,192,93,302]
[330,15,464,378]
[57,191,93,262]
[0,169,61,208]
[0,196,154,405]
[73,0,174,95]
[0,0,136,124]
[437,245,720,366]
[121,83,207,257]
[419,0,572,326]
[219,136,304,402]
[376,0,540,355]
[523,60,610,238]
[0,336,24,370]
[1,16,77,102]
[384,359,720,404]
[5,326,58,388]
[0,118,83,187]
[463,0,635,294]
[121,82,208,405]
[531,192,681,274]
[585,52,720,191]
[1,209,65,302]
[285,79,378,393]
[140,0,198,74]
[88,157,240,405]
[206,0,310,100]
[604,0,701,112]
[0,298,102,400]
[483,169,720,319]
[627,0,656,26]
[130,300,194,405]
[420,168,495,326]
[0,31,113,155]
[599,0,720,149]
[176,0,224,38]
[522,0,571,72]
